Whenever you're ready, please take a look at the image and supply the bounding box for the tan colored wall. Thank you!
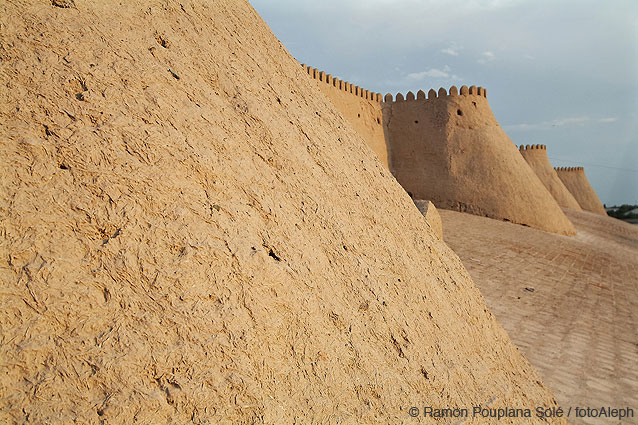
[302,65,389,167]
[301,64,577,235]
[383,86,575,235]
[0,1,567,421]
[519,145,582,210]
[555,167,607,215]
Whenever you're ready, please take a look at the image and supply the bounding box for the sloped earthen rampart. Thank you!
[555,167,607,215]
[381,85,575,235]
[519,145,582,210]
[0,1,568,422]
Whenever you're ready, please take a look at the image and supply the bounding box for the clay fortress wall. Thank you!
[518,144,582,210]
[554,167,607,215]
[303,65,389,167]
[303,64,599,235]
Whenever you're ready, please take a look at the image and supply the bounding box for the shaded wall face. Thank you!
[382,97,450,199]
[383,92,504,206]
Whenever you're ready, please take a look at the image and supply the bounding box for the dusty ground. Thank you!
[441,208,638,425]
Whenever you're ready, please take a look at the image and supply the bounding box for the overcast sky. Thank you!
[251,0,637,206]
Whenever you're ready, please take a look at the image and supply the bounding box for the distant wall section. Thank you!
[302,65,389,167]
[519,145,582,210]
[555,167,607,215]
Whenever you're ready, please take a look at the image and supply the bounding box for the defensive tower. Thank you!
[519,145,581,210]
[554,167,607,215]
[382,87,575,235]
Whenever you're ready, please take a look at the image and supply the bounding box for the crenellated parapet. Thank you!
[383,85,487,103]
[554,167,584,172]
[302,64,487,105]
[302,64,383,102]
[519,144,546,151]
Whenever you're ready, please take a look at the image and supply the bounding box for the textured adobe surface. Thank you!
[519,145,582,210]
[0,1,564,424]
[555,167,607,215]
[383,90,576,235]
[441,208,638,424]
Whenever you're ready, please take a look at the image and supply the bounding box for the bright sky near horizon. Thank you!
[251,0,637,206]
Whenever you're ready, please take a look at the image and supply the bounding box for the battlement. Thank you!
[302,64,383,102]
[383,85,487,103]
[303,64,487,105]
[555,167,584,172]
[519,144,546,151]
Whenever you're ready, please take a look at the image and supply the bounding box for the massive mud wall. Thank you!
[301,68,576,235]
[555,167,607,215]
[303,65,389,167]
[383,87,576,235]
[0,0,565,423]
[519,145,582,210]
